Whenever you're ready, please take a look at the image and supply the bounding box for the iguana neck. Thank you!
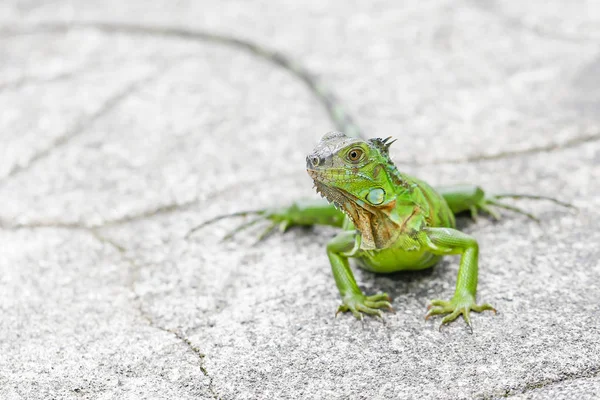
[383,163,415,199]
[337,162,417,250]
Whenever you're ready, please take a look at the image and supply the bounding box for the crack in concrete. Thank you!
[0,53,200,93]
[0,201,197,231]
[0,218,83,231]
[3,21,599,170]
[0,152,586,232]
[0,171,301,231]
[419,130,600,166]
[0,68,85,92]
[160,326,219,400]
[1,20,366,140]
[0,200,210,232]
[1,15,597,400]
[480,366,600,398]
[466,0,599,44]
[135,308,220,400]
[0,75,152,184]
[0,198,222,397]
[89,229,220,400]
[0,51,202,188]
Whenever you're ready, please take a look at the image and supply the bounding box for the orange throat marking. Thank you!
[310,178,401,250]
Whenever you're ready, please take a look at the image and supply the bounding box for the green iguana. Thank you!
[115,22,572,331]
[8,22,573,331]
[190,131,572,331]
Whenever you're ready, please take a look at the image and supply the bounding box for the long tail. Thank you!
[5,21,364,139]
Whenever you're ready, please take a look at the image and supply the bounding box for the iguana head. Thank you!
[306,131,403,249]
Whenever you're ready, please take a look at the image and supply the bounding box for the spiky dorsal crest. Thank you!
[368,136,397,159]
[368,136,412,191]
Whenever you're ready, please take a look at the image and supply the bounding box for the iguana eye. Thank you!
[347,148,363,163]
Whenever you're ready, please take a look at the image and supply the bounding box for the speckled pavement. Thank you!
[1,1,599,399]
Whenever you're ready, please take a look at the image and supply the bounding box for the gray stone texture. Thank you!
[1,1,599,399]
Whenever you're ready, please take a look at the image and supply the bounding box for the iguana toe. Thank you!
[425,296,495,333]
[336,292,393,320]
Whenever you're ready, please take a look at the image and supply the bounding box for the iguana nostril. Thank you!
[311,156,320,167]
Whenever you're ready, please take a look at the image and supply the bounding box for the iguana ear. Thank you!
[368,136,397,156]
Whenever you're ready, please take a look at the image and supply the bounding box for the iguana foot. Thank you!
[471,194,576,222]
[425,295,495,333]
[222,208,292,243]
[185,207,296,241]
[186,200,345,242]
[470,196,538,222]
[336,292,394,320]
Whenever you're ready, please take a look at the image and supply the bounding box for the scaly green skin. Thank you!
[302,132,496,329]
[14,22,573,331]
[189,131,573,331]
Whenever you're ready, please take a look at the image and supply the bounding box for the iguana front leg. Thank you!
[420,227,495,331]
[186,200,345,240]
[327,231,393,319]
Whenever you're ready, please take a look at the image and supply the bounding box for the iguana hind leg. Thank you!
[436,185,573,222]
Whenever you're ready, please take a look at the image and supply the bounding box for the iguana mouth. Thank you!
[313,181,349,211]
[308,169,367,214]
[308,169,350,208]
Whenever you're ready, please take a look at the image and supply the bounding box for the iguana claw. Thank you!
[425,296,496,333]
[472,193,576,222]
[336,292,395,320]
[186,200,345,242]
[185,208,292,242]
[185,209,265,239]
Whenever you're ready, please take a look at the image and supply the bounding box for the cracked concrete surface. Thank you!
[1,1,599,399]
